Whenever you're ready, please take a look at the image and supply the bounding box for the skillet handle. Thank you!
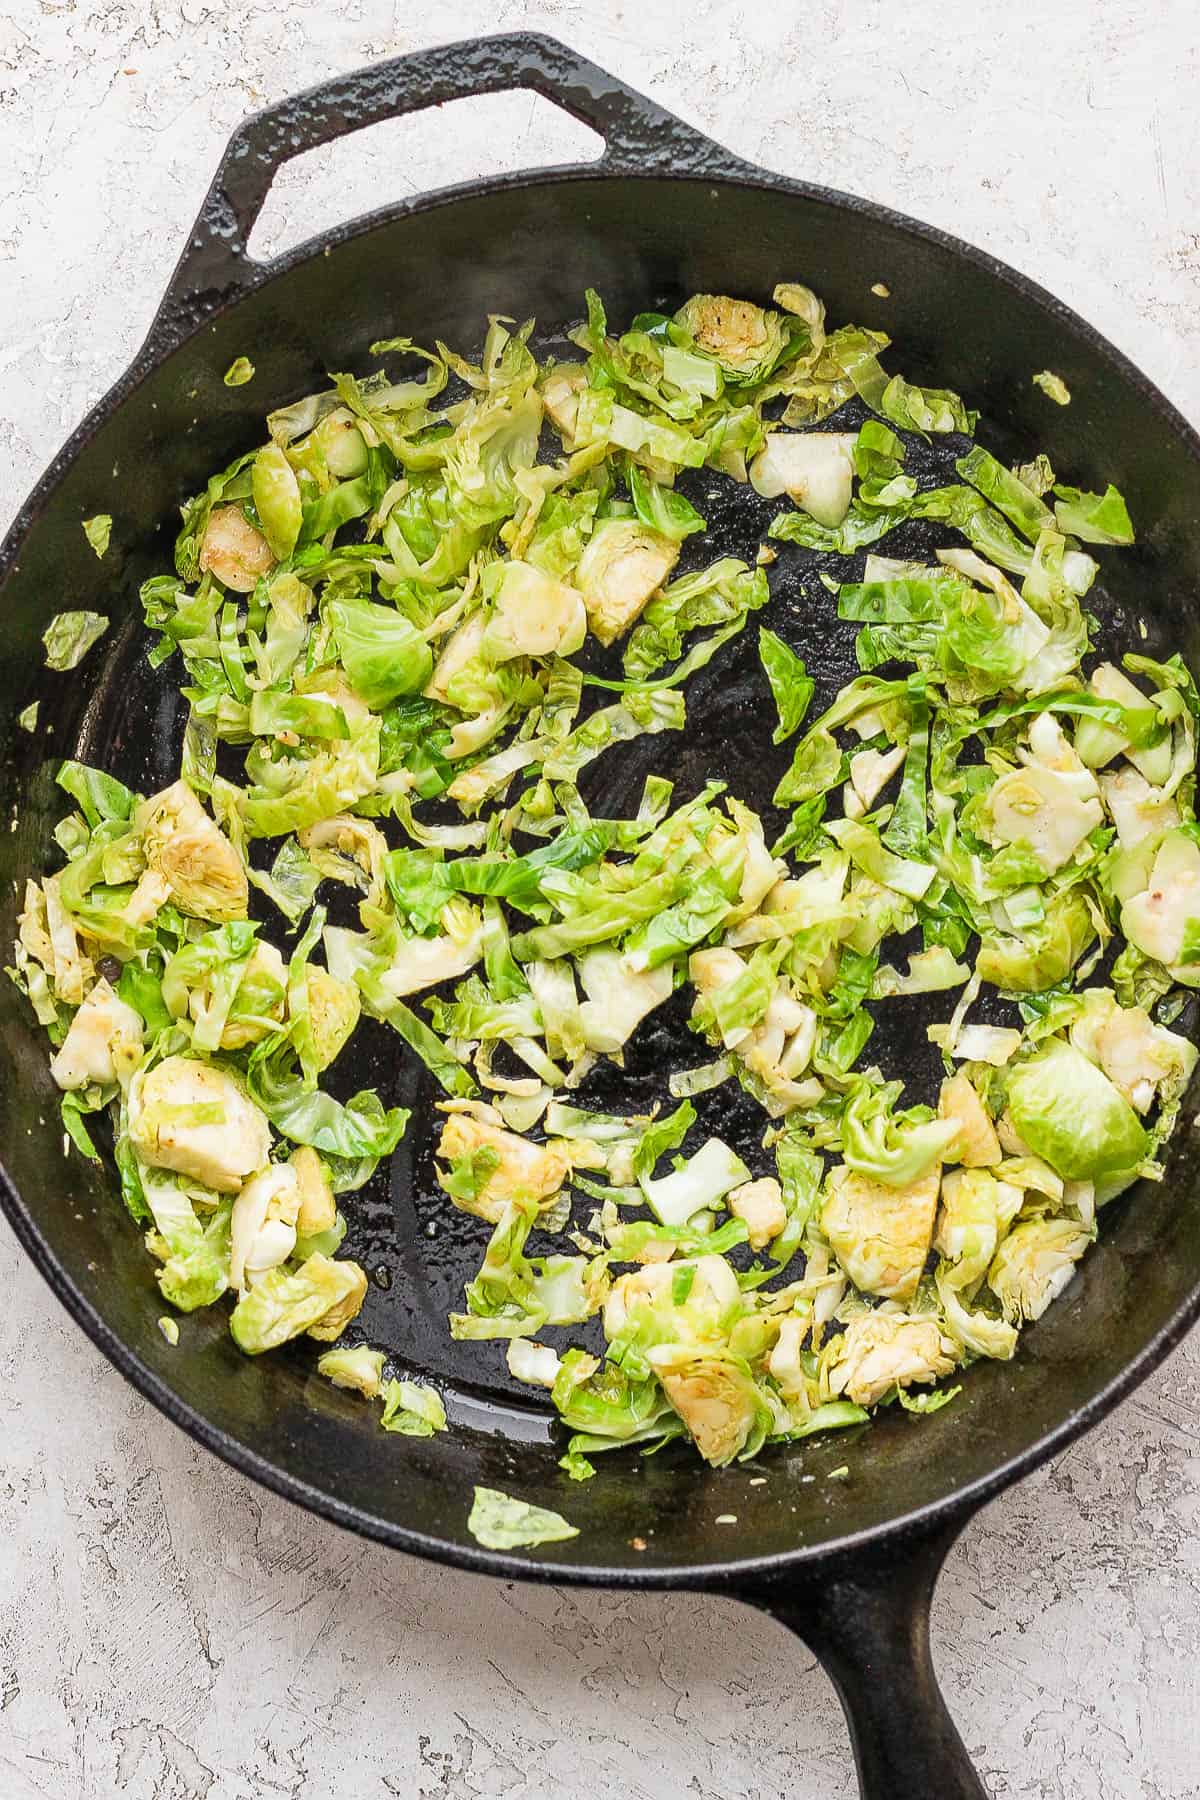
[736,1516,989,1800]
[146,32,754,353]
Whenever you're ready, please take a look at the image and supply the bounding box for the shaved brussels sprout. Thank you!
[362,904,484,1001]
[251,445,303,561]
[936,1168,1021,1290]
[674,293,792,385]
[1033,370,1071,405]
[938,1074,1001,1168]
[989,1218,1092,1323]
[750,432,857,528]
[43,609,110,671]
[291,1145,337,1235]
[1114,829,1200,983]
[840,1085,959,1188]
[647,1345,771,1466]
[976,890,1097,993]
[1075,663,1169,782]
[1006,1041,1149,1181]
[575,948,672,1052]
[305,966,360,1070]
[137,781,248,922]
[541,366,585,440]
[640,1137,750,1228]
[467,1486,578,1550]
[82,513,112,559]
[230,1253,367,1353]
[13,275,1188,1480]
[822,1163,941,1301]
[481,561,587,662]
[507,1338,563,1388]
[575,521,679,646]
[129,1056,270,1193]
[200,504,274,591]
[936,1274,1018,1362]
[140,1166,233,1314]
[380,1378,447,1435]
[437,1108,571,1222]
[1100,765,1179,850]
[229,1162,299,1292]
[329,597,433,706]
[825,1314,957,1408]
[318,1344,386,1397]
[727,1176,787,1249]
[1069,987,1197,1112]
[986,762,1102,874]
[49,978,142,1091]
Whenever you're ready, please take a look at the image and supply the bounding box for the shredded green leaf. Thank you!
[83,514,112,559]
[379,1378,447,1436]
[467,1486,578,1550]
[1032,370,1071,405]
[43,611,109,671]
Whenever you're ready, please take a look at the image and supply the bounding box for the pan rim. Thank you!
[4,157,1200,1586]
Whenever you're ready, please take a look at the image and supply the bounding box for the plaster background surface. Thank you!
[2,3,1199,1795]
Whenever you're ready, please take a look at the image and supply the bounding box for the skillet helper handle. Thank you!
[740,1518,988,1800]
[146,32,752,352]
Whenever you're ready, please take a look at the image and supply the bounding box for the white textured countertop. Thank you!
[3,3,1200,1795]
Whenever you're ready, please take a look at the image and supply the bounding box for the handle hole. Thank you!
[247,90,605,264]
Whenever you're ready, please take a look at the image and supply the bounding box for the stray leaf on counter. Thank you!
[224,357,255,387]
[1032,370,1071,405]
[379,1378,447,1436]
[18,702,38,732]
[467,1485,579,1551]
[43,610,109,671]
[82,514,112,559]
[158,1316,180,1346]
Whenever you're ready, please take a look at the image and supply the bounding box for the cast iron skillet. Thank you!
[3,35,1200,1799]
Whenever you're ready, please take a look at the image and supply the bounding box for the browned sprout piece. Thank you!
[199,503,274,592]
[136,780,248,922]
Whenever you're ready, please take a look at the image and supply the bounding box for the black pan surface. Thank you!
[3,35,1198,1798]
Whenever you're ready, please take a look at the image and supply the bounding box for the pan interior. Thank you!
[2,173,1200,1576]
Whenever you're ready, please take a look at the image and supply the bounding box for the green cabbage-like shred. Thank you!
[1032,369,1071,404]
[43,611,109,671]
[467,1486,578,1550]
[83,514,112,559]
